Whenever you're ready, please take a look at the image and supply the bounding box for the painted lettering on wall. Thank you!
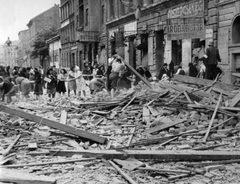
[167,18,205,40]
[167,0,204,19]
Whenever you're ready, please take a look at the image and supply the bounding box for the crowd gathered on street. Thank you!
[0,41,222,104]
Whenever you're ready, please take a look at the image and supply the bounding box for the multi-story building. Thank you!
[27,4,60,68]
[17,29,30,67]
[46,35,61,69]
[60,0,101,70]
[3,38,18,67]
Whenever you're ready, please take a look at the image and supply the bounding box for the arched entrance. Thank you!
[232,15,240,44]
[229,14,240,83]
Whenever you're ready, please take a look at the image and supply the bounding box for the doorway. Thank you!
[155,30,164,76]
[128,36,136,68]
[172,40,182,66]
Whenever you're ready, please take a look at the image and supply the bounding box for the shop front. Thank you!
[166,0,205,70]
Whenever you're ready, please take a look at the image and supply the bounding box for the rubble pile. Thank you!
[1,75,240,184]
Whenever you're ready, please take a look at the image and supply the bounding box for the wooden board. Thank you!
[229,92,240,107]
[203,92,222,142]
[121,56,152,88]
[0,105,106,144]
[143,118,187,135]
[49,149,240,161]
[60,110,67,125]
[173,75,234,91]
[159,82,209,98]
[0,169,56,184]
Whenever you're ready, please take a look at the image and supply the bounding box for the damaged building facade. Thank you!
[59,0,240,84]
[60,0,100,70]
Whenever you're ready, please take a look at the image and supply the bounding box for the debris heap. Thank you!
[1,75,240,184]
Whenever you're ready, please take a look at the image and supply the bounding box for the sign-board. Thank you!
[167,18,205,40]
[167,0,204,19]
[78,31,99,42]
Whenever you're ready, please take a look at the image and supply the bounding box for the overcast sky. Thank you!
[0,0,60,44]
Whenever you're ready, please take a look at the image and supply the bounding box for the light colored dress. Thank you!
[68,71,77,91]
[76,71,87,92]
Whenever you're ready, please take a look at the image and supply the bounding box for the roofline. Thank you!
[27,4,59,27]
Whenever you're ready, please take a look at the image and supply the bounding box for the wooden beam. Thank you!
[183,90,193,103]
[173,74,234,91]
[0,105,106,144]
[121,56,152,88]
[126,127,135,147]
[0,169,56,184]
[48,150,240,161]
[203,92,222,142]
[1,158,95,168]
[108,160,137,184]
[121,96,136,112]
[229,92,240,107]
[143,118,187,135]
[2,135,21,156]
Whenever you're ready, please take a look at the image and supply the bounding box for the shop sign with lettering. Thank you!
[167,18,205,40]
[167,0,204,19]
[78,31,99,42]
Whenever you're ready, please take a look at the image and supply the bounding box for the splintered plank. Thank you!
[0,169,56,184]
[0,105,106,144]
[229,92,240,107]
[204,92,222,142]
[2,135,21,156]
[143,118,187,135]
[49,150,240,161]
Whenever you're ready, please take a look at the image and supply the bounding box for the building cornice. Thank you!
[106,13,135,28]
[217,0,236,6]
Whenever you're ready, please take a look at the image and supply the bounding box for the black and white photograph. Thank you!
[1,0,240,183]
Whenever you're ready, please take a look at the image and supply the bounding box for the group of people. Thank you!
[0,42,223,103]
[158,41,222,81]
[0,63,107,103]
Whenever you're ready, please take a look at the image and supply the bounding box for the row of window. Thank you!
[61,0,76,22]
[61,23,75,43]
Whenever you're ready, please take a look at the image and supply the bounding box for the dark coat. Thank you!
[205,47,221,65]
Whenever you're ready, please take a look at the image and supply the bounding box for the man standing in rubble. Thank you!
[204,41,221,80]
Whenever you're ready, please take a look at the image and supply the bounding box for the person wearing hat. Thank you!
[204,41,221,80]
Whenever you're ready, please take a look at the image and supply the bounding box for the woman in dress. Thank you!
[34,68,43,99]
[56,69,67,96]
[46,68,57,101]
[15,75,34,100]
[75,66,87,98]
[68,66,77,96]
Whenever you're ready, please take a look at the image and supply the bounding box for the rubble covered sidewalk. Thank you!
[1,75,240,184]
